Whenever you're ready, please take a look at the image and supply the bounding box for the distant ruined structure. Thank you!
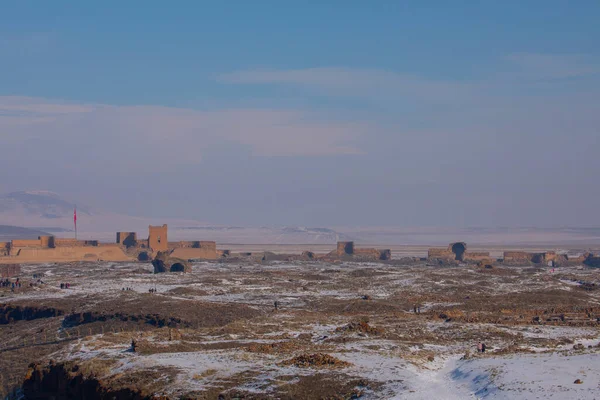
[116,232,137,248]
[427,242,491,263]
[0,224,224,264]
[427,242,596,267]
[330,241,391,261]
[0,224,596,267]
[152,251,191,273]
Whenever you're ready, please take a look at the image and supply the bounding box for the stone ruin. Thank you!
[427,243,598,267]
[427,242,484,263]
[151,252,191,273]
[328,241,391,261]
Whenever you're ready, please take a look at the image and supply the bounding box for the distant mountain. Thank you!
[0,191,91,219]
[0,190,107,231]
[0,225,51,240]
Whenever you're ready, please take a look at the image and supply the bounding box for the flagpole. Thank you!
[74,206,77,240]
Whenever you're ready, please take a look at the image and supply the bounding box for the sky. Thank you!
[1,1,599,227]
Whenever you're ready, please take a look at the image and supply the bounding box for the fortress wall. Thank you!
[584,255,600,267]
[39,236,55,248]
[54,238,89,247]
[168,241,217,250]
[503,251,534,262]
[116,232,137,247]
[427,248,454,259]
[97,242,122,247]
[379,249,392,260]
[168,241,196,249]
[544,252,568,263]
[0,245,132,264]
[170,247,218,260]
[11,239,42,248]
[569,252,592,264]
[354,248,381,258]
[464,252,491,261]
[336,241,354,256]
[199,241,217,251]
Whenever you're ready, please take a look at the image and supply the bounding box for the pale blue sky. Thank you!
[1,2,599,227]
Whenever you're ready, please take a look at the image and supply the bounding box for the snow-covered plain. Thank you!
[4,260,600,398]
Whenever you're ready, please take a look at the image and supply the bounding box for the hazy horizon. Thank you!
[2,2,599,228]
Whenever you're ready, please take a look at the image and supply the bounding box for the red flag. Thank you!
[74,207,77,228]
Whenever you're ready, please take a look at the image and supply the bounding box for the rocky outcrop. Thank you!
[0,304,64,324]
[23,361,150,399]
[62,311,188,328]
[151,252,191,273]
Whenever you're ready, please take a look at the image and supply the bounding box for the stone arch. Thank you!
[138,251,151,262]
[451,242,466,261]
[170,263,186,272]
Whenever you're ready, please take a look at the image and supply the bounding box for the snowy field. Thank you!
[1,260,599,398]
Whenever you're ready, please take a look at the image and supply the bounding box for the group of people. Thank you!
[122,287,134,291]
[477,342,487,353]
[148,288,158,293]
[1,278,21,289]
[413,305,421,314]
[59,282,71,289]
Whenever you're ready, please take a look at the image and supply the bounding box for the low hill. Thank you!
[0,225,51,240]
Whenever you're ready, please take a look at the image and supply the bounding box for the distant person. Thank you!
[482,343,486,353]
[477,342,482,353]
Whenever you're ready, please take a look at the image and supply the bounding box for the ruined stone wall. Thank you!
[378,249,392,261]
[501,251,567,264]
[568,252,592,264]
[11,239,43,248]
[116,232,137,247]
[427,248,454,259]
[584,255,600,268]
[170,246,218,260]
[168,241,216,249]
[97,242,121,247]
[354,248,381,258]
[502,251,533,262]
[0,242,10,256]
[544,252,568,263]
[54,238,90,247]
[336,241,354,256]
[464,252,491,261]
[148,225,168,252]
[0,245,132,264]
[39,236,55,248]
